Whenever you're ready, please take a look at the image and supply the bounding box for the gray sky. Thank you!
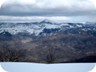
[0,0,96,22]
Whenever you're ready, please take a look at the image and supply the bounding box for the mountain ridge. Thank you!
[0,20,96,36]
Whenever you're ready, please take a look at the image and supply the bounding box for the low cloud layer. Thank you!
[0,0,96,16]
[0,0,96,22]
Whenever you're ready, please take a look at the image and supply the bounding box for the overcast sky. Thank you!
[0,0,96,22]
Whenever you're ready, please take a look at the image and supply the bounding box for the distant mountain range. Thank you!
[0,19,96,36]
[0,20,96,63]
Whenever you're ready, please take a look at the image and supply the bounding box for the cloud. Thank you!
[0,0,96,22]
[0,16,71,22]
[0,0,96,16]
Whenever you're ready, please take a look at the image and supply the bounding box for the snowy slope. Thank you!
[0,20,96,36]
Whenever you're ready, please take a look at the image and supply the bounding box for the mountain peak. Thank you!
[0,31,12,36]
[40,19,53,24]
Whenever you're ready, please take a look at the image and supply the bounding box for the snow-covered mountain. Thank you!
[0,20,96,63]
[0,20,96,36]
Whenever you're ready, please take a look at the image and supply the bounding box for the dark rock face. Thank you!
[0,31,12,41]
[0,21,96,63]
